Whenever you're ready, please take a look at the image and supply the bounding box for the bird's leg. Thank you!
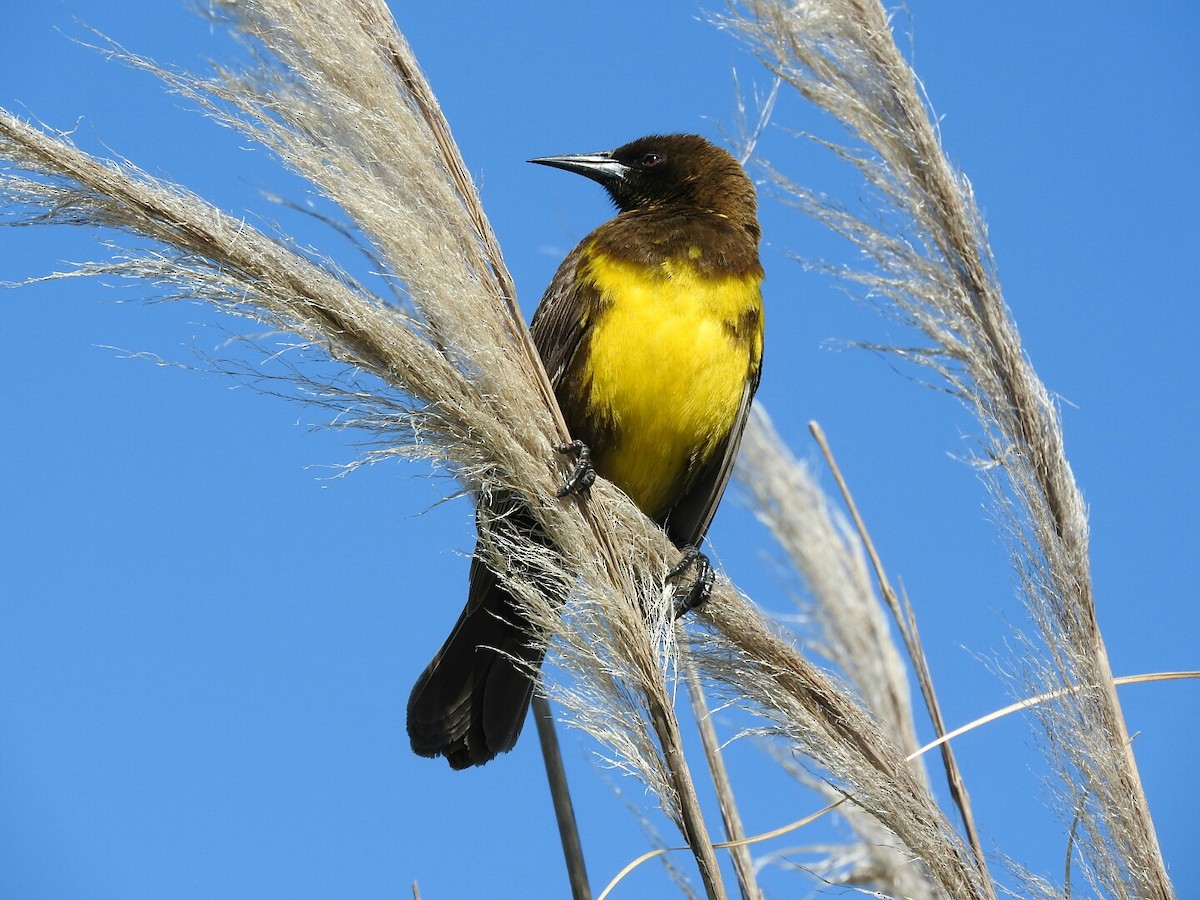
[554,439,596,497]
[667,545,714,618]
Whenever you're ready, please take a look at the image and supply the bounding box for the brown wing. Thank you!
[661,353,762,548]
[529,243,619,458]
[530,244,595,392]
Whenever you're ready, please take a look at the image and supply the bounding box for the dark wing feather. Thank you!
[406,556,546,769]
[530,245,595,391]
[407,500,551,769]
[662,354,762,548]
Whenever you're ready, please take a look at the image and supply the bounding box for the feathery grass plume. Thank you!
[1,1,730,893]
[717,1,1172,896]
[738,408,919,757]
[762,744,934,897]
[694,580,989,899]
[735,408,941,899]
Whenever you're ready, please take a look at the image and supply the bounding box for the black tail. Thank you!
[407,556,547,769]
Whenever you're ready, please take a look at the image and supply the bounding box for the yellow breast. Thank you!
[576,248,763,519]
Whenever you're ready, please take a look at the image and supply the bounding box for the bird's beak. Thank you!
[528,151,629,185]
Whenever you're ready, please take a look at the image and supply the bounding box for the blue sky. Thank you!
[2,2,1197,898]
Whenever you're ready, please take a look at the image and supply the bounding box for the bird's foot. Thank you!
[554,439,596,497]
[667,545,714,618]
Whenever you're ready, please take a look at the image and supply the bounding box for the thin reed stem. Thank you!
[809,420,990,888]
[533,694,593,900]
[684,660,762,900]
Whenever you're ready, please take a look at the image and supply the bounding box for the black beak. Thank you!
[528,151,630,185]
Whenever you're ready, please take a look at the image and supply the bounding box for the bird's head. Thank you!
[530,134,758,237]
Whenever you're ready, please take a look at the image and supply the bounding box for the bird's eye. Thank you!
[640,152,663,168]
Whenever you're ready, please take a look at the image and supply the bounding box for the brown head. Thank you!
[530,133,759,241]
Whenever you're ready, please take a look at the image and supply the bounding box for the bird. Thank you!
[407,133,764,769]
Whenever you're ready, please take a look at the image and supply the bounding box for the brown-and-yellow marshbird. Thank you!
[408,134,764,768]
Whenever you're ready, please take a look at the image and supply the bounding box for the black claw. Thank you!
[554,439,596,497]
[667,545,714,618]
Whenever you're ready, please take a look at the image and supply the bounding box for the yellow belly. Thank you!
[578,251,763,519]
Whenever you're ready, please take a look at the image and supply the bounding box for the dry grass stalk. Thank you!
[693,585,989,898]
[532,693,592,900]
[718,0,1172,896]
[740,410,921,758]
[683,661,763,900]
[736,409,949,898]
[808,417,987,879]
